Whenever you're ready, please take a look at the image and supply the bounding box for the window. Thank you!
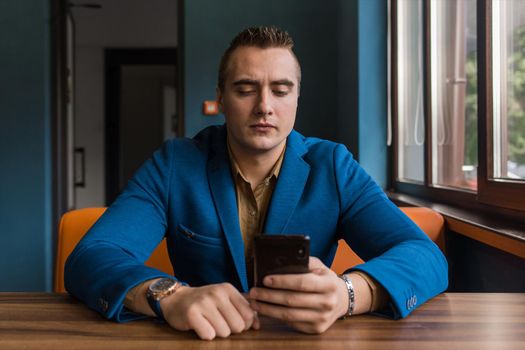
[392,0,525,212]
[430,0,477,190]
[492,0,525,180]
[396,0,425,183]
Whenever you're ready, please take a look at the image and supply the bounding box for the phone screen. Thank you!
[253,234,310,287]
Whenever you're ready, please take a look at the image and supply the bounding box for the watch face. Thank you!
[150,278,177,294]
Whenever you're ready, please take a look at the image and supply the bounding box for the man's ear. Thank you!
[216,87,223,113]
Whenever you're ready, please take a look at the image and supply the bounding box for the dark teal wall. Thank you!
[0,1,53,291]
[183,0,340,141]
[357,0,388,188]
[336,0,359,160]
[336,0,388,188]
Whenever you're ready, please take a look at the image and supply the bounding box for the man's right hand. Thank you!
[160,282,260,340]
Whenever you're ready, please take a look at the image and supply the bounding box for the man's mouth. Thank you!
[250,122,276,130]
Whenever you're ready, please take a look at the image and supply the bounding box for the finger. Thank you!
[187,312,216,340]
[217,299,250,334]
[230,292,256,330]
[263,271,332,292]
[202,306,232,338]
[252,312,260,330]
[251,300,321,323]
[308,256,325,270]
[249,287,324,309]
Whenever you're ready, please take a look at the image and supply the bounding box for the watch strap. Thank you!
[146,278,182,320]
[147,295,165,320]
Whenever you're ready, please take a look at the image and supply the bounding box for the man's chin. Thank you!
[243,140,284,155]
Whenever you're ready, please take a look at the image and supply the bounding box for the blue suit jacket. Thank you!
[65,125,448,322]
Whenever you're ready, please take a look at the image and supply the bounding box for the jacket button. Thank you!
[97,298,109,313]
[408,296,416,309]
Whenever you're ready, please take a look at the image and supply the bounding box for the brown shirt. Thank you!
[227,142,285,285]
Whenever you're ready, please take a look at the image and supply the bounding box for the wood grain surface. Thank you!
[0,293,524,349]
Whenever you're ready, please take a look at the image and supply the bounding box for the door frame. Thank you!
[51,0,185,209]
[50,0,69,235]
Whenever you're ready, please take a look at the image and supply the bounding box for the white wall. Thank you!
[75,47,105,208]
[72,0,178,208]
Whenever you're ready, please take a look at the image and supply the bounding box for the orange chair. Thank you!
[54,207,173,292]
[330,207,445,274]
[54,206,444,292]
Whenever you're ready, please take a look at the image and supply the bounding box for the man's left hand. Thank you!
[248,257,349,334]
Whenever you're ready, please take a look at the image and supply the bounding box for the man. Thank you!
[65,26,448,340]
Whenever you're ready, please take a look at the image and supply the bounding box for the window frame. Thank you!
[391,0,525,215]
[478,0,525,211]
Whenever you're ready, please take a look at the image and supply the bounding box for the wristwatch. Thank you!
[146,278,182,320]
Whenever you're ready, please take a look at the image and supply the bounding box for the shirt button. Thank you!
[249,210,256,216]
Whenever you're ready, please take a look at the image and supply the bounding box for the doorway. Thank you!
[105,48,178,204]
[60,0,181,209]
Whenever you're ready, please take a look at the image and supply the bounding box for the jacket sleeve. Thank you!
[333,144,448,319]
[64,140,177,322]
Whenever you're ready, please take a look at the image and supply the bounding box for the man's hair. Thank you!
[217,26,301,91]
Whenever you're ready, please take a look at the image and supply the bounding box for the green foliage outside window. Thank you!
[508,26,525,166]
[465,52,478,167]
[465,25,525,170]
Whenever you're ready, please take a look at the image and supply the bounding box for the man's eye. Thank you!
[237,90,255,96]
[274,90,288,97]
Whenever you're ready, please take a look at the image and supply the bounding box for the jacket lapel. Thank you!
[207,130,248,292]
[264,130,310,235]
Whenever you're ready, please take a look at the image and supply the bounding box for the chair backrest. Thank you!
[54,206,444,292]
[54,207,173,292]
[330,206,445,274]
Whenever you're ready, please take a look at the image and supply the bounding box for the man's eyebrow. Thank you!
[271,79,295,87]
[232,79,295,87]
[232,79,259,86]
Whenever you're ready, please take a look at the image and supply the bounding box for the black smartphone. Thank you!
[253,234,310,287]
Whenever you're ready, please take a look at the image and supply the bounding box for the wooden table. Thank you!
[1,293,524,349]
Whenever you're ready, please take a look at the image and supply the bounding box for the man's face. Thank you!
[217,46,299,156]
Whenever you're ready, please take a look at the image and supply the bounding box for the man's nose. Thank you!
[254,90,273,116]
